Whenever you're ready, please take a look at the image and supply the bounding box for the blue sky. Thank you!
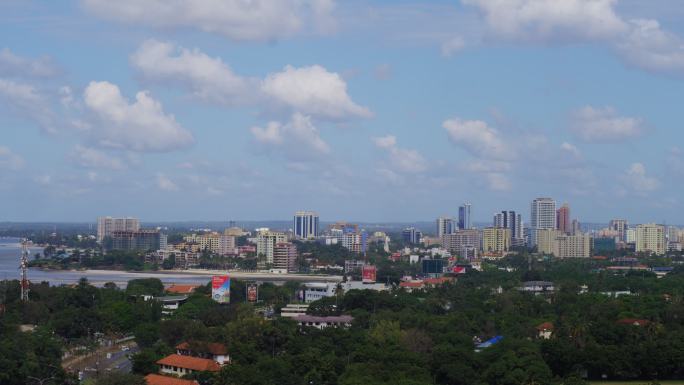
[2,0,684,224]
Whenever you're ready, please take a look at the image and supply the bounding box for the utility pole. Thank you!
[20,239,30,302]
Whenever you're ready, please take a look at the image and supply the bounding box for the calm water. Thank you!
[0,237,214,287]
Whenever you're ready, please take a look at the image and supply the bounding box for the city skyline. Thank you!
[2,1,684,222]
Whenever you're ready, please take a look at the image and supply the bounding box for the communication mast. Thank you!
[20,239,29,302]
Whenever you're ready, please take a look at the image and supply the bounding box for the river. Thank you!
[0,237,341,287]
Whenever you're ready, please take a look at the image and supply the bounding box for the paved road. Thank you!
[74,344,139,382]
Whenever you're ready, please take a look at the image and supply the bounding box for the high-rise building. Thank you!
[554,234,592,258]
[493,210,523,246]
[458,204,471,230]
[111,229,163,251]
[635,224,665,256]
[482,227,511,252]
[530,198,556,246]
[536,229,560,255]
[442,229,479,258]
[402,227,422,245]
[256,229,288,264]
[436,217,455,238]
[609,219,628,242]
[293,211,319,240]
[556,203,571,234]
[97,216,140,242]
[273,242,298,272]
[184,233,236,255]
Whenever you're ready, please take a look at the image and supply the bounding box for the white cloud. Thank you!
[130,40,253,106]
[617,19,684,74]
[372,135,427,173]
[83,81,194,152]
[560,142,582,160]
[571,106,644,142]
[69,145,125,170]
[82,0,335,41]
[462,0,627,42]
[156,173,179,191]
[251,113,330,160]
[622,162,660,193]
[0,78,57,133]
[262,65,372,120]
[441,36,466,57]
[0,48,59,78]
[0,146,24,170]
[444,118,512,160]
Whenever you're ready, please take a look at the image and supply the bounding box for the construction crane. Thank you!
[20,239,29,302]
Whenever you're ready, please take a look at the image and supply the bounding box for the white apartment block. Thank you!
[256,229,287,264]
[183,233,236,255]
[97,216,140,242]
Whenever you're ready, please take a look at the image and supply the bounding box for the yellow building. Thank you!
[482,227,511,252]
[554,234,592,258]
[535,229,560,255]
[636,224,665,255]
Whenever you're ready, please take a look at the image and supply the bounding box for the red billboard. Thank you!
[246,283,258,303]
[362,265,377,283]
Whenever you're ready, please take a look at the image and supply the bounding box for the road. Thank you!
[65,342,139,382]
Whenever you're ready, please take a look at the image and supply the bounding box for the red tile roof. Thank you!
[156,354,220,372]
[424,277,454,285]
[176,341,228,355]
[617,318,651,327]
[536,322,554,331]
[145,374,198,385]
[166,285,200,294]
[399,281,424,288]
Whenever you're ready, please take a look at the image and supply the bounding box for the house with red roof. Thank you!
[617,318,651,327]
[166,284,200,295]
[156,354,220,377]
[536,322,554,339]
[176,341,229,365]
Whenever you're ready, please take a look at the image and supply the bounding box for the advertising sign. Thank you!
[212,275,230,304]
[362,265,377,283]
[246,282,258,303]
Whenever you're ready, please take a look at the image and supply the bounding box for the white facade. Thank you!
[530,198,556,246]
[97,216,139,242]
[436,217,455,238]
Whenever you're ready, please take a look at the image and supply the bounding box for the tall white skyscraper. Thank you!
[530,198,556,246]
[97,216,140,242]
[436,217,455,238]
[458,203,471,230]
[293,211,319,239]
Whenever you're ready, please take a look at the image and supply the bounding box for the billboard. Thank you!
[212,275,230,304]
[362,265,377,283]
[246,282,258,303]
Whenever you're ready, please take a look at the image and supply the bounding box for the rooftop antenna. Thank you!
[20,239,29,302]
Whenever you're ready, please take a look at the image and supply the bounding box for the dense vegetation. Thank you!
[2,257,684,385]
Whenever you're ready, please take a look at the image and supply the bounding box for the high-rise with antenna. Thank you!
[20,239,29,302]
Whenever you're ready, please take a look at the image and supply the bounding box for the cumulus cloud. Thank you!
[0,78,57,133]
[444,118,512,160]
[617,19,684,74]
[570,106,644,142]
[130,40,253,106]
[621,162,660,193]
[82,81,194,152]
[372,135,427,173]
[251,113,330,161]
[69,145,125,170]
[156,173,179,191]
[0,146,24,170]
[462,0,627,42]
[0,48,59,78]
[262,65,371,119]
[131,41,370,120]
[81,0,335,41]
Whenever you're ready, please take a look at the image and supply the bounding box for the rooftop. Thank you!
[156,354,220,372]
[295,315,353,323]
[176,341,228,355]
[145,374,198,385]
[166,285,199,294]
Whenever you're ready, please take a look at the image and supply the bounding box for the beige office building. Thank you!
[535,229,560,255]
[635,224,665,255]
[482,227,511,252]
[256,229,288,264]
[97,216,140,242]
[554,234,592,258]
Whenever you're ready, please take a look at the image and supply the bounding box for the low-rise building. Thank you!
[145,373,198,385]
[156,354,220,377]
[280,304,310,319]
[175,342,229,365]
[294,315,353,329]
